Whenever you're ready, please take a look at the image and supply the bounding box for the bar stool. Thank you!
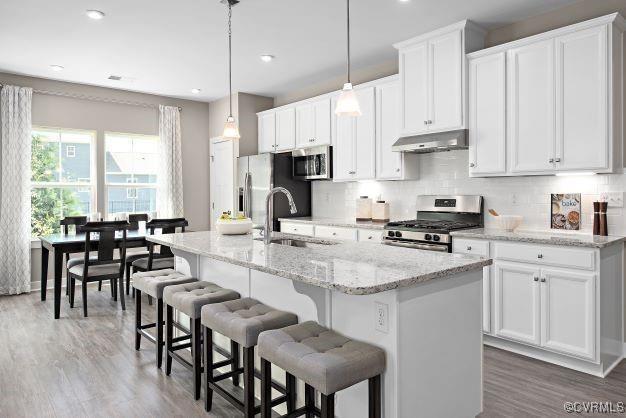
[163,281,240,400]
[131,268,197,368]
[201,298,299,417]
[258,321,385,418]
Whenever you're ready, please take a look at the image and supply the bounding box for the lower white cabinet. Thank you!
[280,222,314,237]
[357,229,383,243]
[315,225,358,241]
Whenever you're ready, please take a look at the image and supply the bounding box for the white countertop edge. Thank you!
[278,217,388,230]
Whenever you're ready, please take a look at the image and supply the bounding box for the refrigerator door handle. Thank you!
[244,172,252,218]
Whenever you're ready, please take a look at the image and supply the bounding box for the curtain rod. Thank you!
[0,83,182,111]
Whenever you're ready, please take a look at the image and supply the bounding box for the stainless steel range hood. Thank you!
[391,129,468,153]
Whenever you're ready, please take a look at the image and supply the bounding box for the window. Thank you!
[105,133,159,216]
[31,128,96,237]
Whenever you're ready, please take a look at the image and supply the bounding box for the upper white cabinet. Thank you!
[258,113,276,154]
[296,98,331,149]
[275,108,296,152]
[468,13,624,177]
[394,20,486,137]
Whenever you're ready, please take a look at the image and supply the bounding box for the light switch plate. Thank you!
[375,302,389,333]
[600,192,623,208]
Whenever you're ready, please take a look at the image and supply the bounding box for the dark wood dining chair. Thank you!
[68,221,130,317]
[129,218,189,301]
[60,216,88,296]
[123,213,150,295]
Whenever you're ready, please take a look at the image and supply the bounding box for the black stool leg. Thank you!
[148,295,153,306]
[231,340,240,387]
[260,358,272,418]
[119,275,125,310]
[305,384,315,418]
[165,304,173,375]
[98,280,102,291]
[192,317,202,400]
[135,289,142,350]
[368,375,381,418]
[69,276,75,308]
[111,278,116,300]
[156,299,163,368]
[125,263,132,295]
[204,327,214,412]
[82,279,88,317]
[286,372,296,413]
[243,346,255,418]
[321,393,335,418]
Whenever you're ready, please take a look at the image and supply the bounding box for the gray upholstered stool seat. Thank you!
[132,268,196,299]
[163,281,240,319]
[201,298,298,348]
[132,257,174,271]
[258,321,385,396]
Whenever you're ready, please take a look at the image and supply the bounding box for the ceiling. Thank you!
[0,0,577,102]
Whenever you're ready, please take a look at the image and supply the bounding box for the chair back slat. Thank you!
[60,216,88,234]
[145,218,188,266]
[128,213,149,231]
[81,221,130,277]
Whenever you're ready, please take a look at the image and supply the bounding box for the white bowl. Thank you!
[496,215,523,232]
[215,218,253,235]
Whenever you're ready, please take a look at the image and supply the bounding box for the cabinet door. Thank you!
[295,104,313,149]
[275,108,296,152]
[494,261,541,346]
[555,25,608,172]
[258,113,276,154]
[483,266,491,333]
[312,99,331,146]
[540,268,595,360]
[469,52,507,176]
[376,81,403,179]
[353,87,376,180]
[508,40,555,173]
[399,42,429,136]
[331,97,356,181]
[428,30,463,132]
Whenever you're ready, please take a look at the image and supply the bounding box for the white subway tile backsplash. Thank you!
[313,150,626,235]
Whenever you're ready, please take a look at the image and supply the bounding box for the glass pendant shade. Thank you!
[335,83,361,116]
[222,116,240,139]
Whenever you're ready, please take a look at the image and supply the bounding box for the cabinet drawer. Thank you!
[280,222,314,237]
[315,225,358,241]
[493,242,595,271]
[452,238,489,257]
[357,229,383,243]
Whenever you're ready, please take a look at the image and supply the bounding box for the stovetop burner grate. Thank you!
[386,219,480,231]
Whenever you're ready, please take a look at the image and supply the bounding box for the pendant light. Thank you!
[222,0,241,139]
[335,0,361,117]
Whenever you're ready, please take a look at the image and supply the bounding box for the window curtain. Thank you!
[0,85,33,295]
[157,105,184,218]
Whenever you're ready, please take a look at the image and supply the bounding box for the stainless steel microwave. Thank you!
[292,145,332,180]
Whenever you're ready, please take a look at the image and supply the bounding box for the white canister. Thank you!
[356,196,373,221]
[372,201,390,222]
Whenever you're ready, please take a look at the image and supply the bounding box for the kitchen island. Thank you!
[147,231,492,418]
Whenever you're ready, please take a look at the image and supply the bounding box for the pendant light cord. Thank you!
[346,0,351,84]
[228,2,233,118]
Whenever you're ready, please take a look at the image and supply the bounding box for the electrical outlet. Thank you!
[375,302,389,333]
[600,192,623,208]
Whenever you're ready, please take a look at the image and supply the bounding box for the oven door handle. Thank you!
[382,240,449,252]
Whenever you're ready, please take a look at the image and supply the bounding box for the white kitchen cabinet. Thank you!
[468,52,507,176]
[332,87,376,181]
[258,113,276,154]
[357,229,383,243]
[494,261,541,346]
[295,98,331,149]
[555,25,608,172]
[394,20,486,137]
[315,225,358,241]
[466,13,623,177]
[275,108,296,152]
[541,268,596,360]
[375,79,419,180]
[280,222,314,237]
[508,39,556,174]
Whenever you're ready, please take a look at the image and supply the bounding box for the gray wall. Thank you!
[0,72,211,285]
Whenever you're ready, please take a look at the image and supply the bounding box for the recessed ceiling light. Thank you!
[86,10,105,20]
[260,54,275,63]
[191,88,201,94]
[50,65,64,72]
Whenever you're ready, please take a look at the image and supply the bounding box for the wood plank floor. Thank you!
[1,286,625,418]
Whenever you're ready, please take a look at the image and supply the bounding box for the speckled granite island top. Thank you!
[450,228,625,249]
[278,216,388,230]
[147,231,491,295]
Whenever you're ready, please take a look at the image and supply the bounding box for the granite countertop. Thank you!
[148,231,491,295]
[450,228,625,249]
[278,216,388,230]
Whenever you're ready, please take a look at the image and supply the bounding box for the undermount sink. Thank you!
[254,237,337,248]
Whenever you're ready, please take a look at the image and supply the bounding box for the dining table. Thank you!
[39,230,149,319]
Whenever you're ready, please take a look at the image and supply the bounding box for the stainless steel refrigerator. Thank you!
[237,153,311,231]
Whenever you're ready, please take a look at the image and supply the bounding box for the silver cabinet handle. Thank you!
[540,277,546,283]
[396,168,401,173]
[466,246,472,251]
[368,236,373,240]
[549,158,554,163]
[537,254,543,259]
[428,120,433,124]
[424,121,428,125]
[348,171,356,174]
[555,157,561,162]
[332,232,337,236]
[533,277,539,282]
[469,163,475,168]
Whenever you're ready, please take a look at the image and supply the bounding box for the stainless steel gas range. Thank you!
[383,195,483,252]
